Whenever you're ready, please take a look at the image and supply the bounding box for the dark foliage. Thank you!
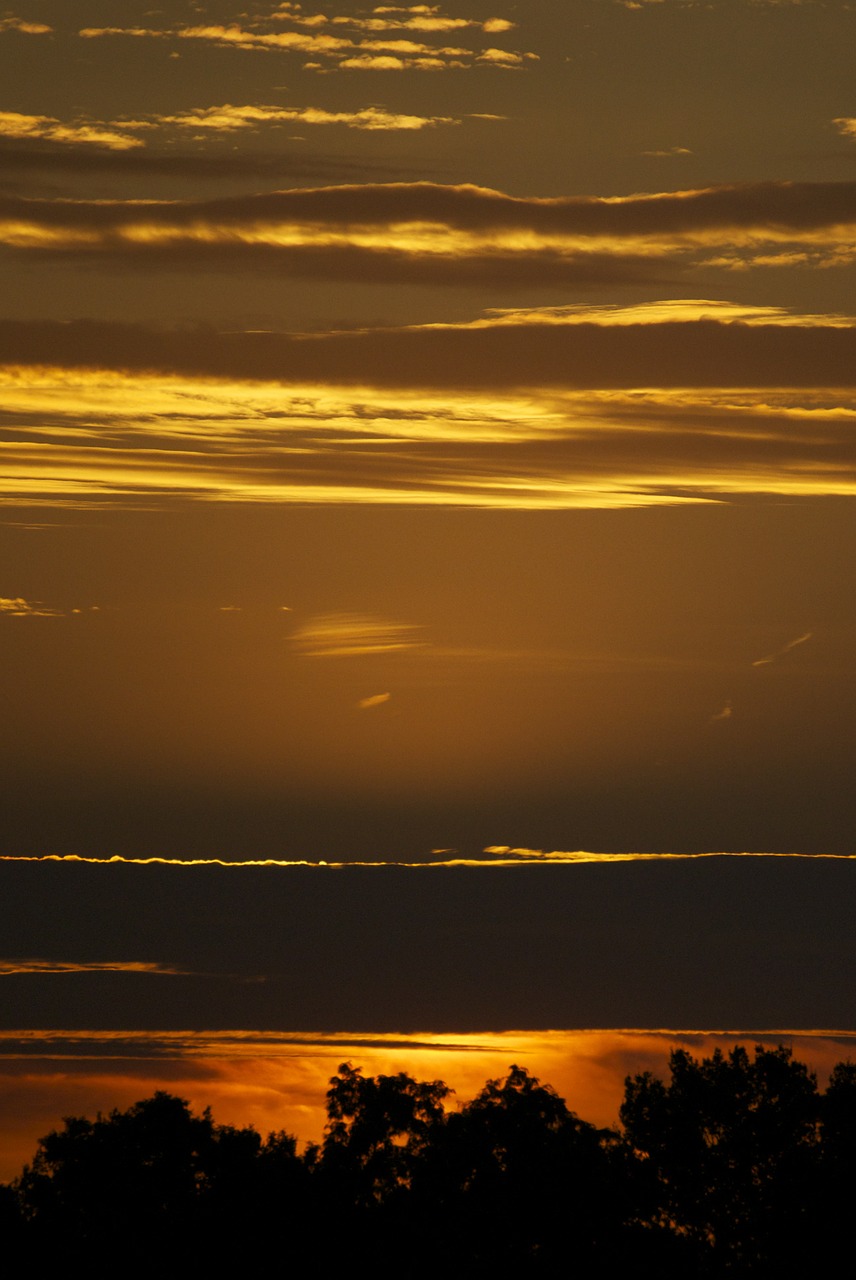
[5,1045,856,1276]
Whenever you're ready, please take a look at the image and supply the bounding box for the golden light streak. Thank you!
[2,851,856,869]
[10,214,856,258]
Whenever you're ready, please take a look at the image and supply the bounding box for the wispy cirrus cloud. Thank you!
[292,613,424,656]
[752,631,813,667]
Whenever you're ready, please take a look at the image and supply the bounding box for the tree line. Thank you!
[3,1043,855,1275]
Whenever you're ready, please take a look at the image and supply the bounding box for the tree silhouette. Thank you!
[7,1045,856,1274]
[434,1064,618,1271]
[321,1061,449,1203]
[11,1090,302,1267]
[620,1044,820,1273]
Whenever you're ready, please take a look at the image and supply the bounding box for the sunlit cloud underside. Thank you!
[4,181,856,272]
[4,302,856,509]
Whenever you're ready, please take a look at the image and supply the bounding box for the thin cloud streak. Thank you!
[752,631,813,667]
[0,959,194,976]
[2,852,856,869]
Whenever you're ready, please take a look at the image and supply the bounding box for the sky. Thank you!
[3,0,856,1177]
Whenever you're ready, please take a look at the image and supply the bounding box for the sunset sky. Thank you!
[3,0,856,1178]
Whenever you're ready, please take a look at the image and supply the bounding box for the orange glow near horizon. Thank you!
[2,1028,855,1183]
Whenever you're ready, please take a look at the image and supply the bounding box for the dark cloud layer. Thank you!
[0,138,411,184]
[3,314,856,390]
[0,859,854,1031]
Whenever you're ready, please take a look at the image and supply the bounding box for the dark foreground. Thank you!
[3,1044,854,1276]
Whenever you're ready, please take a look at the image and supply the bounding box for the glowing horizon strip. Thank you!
[1,850,855,869]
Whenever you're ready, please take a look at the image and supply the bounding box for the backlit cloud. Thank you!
[2,180,856,277]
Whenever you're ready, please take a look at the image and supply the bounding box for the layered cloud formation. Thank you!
[4,180,856,274]
[2,295,856,509]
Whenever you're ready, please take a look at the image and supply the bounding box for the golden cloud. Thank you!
[0,111,143,151]
[2,305,856,509]
[0,17,52,34]
[78,6,530,71]
[2,181,856,276]
[148,102,458,131]
[0,595,63,618]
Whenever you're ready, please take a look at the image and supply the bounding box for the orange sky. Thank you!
[3,1028,856,1183]
[3,0,856,1168]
